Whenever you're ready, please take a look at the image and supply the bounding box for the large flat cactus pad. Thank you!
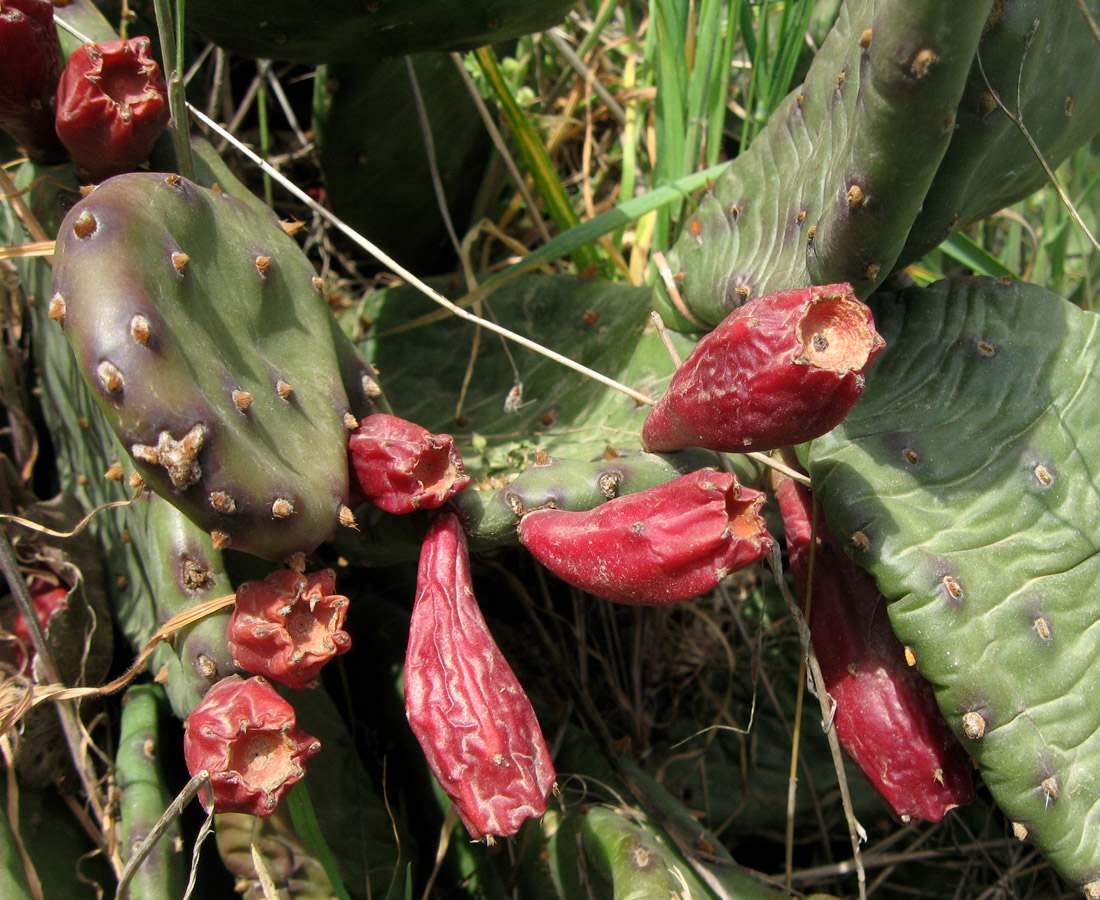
[803,277,1100,892]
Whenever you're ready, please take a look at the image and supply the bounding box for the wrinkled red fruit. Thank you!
[54,37,169,182]
[405,513,555,841]
[183,675,321,817]
[228,568,351,690]
[643,283,884,453]
[1,577,68,672]
[349,413,471,514]
[773,463,974,823]
[518,469,773,605]
[0,0,66,162]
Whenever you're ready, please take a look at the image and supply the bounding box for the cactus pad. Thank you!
[187,0,575,64]
[803,277,1100,891]
[51,173,355,561]
[662,0,994,329]
[896,0,1100,266]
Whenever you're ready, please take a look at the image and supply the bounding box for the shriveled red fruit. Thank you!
[0,0,66,162]
[349,413,471,514]
[228,568,351,690]
[643,283,884,453]
[54,37,169,182]
[183,675,321,817]
[518,469,772,605]
[405,513,555,841]
[1,576,69,672]
[773,461,974,823]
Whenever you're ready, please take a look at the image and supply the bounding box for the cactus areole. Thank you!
[405,513,556,841]
[228,568,351,689]
[518,469,773,605]
[642,283,884,454]
[54,37,169,182]
[183,675,320,816]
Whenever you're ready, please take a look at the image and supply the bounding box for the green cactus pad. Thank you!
[313,53,492,274]
[117,684,184,900]
[357,273,692,474]
[803,277,1100,892]
[663,0,993,329]
[186,0,575,64]
[896,0,1100,266]
[454,450,715,549]
[51,172,355,561]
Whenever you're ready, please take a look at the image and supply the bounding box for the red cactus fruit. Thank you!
[183,675,321,817]
[518,469,773,605]
[54,36,169,182]
[643,283,885,454]
[405,513,555,841]
[228,568,351,690]
[0,0,66,162]
[349,413,471,514]
[1,576,69,672]
[773,462,974,823]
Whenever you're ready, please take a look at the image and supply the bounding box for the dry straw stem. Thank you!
[768,543,869,900]
[250,817,282,900]
[0,167,54,263]
[0,490,141,540]
[114,769,212,900]
[0,240,54,260]
[1,735,45,900]
[1,591,237,727]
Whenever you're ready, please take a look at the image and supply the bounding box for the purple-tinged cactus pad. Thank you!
[51,172,355,561]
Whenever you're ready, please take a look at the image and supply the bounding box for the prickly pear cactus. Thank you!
[50,172,358,561]
[116,683,184,900]
[803,277,1100,892]
[186,0,576,63]
[661,0,994,328]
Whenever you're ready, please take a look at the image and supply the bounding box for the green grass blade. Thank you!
[938,232,1016,279]
[651,0,689,246]
[683,0,725,174]
[286,783,354,900]
[473,161,730,299]
[705,7,739,167]
[473,46,600,270]
[763,0,816,116]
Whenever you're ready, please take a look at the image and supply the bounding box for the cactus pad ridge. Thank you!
[662,0,994,329]
[52,172,355,560]
[804,277,1100,890]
